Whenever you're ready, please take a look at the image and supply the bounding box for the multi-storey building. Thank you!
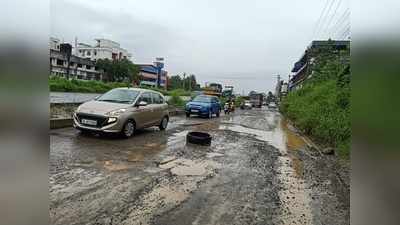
[137,63,168,89]
[289,40,350,91]
[74,38,132,61]
[50,40,102,81]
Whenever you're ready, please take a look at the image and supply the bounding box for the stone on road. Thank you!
[50,108,349,225]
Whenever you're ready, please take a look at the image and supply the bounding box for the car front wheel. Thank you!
[159,116,168,130]
[121,120,135,138]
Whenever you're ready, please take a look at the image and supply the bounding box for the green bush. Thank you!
[49,76,130,93]
[167,89,186,108]
[281,80,350,159]
[280,50,350,159]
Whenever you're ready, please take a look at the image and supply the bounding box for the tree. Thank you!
[168,75,183,90]
[96,58,140,83]
[167,73,199,91]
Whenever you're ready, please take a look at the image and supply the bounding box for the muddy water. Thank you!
[50,108,349,225]
[219,113,312,224]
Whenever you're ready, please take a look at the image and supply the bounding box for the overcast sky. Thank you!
[51,0,349,94]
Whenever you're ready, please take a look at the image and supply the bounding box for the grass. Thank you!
[49,76,192,96]
[49,76,129,93]
[280,53,350,159]
[167,89,187,108]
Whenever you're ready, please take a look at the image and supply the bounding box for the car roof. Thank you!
[197,95,216,98]
[114,87,164,95]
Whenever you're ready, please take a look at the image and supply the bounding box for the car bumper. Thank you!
[73,113,123,133]
[186,108,209,115]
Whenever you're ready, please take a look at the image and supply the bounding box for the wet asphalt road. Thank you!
[50,107,349,225]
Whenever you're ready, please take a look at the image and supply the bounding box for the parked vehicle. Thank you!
[185,95,221,118]
[249,93,264,108]
[240,100,252,109]
[73,88,169,138]
[268,102,277,109]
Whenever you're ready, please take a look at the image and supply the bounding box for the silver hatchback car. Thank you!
[73,88,169,137]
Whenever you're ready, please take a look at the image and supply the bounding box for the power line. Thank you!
[315,0,336,39]
[324,0,343,39]
[340,26,351,40]
[311,0,330,40]
[334,21,350,39]
[337,23,351,40]
[329,8,350,38]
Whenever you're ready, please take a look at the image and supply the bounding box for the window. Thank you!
[77,64,82,68]
[69,62,74,67]
[138,92,152,104]
[94,50,97,56]
[214,97,219,103]
[152,93,164,104]
[87,51,91,56]
[56,59,64,66]
[86,65,91,70]
[79,50,82,53]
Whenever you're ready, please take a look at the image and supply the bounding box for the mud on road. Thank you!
[50,108,349,225]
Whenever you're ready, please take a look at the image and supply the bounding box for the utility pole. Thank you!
[189,74,193,92]
[183,73,186,90]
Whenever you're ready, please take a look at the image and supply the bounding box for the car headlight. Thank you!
[106,108,127,116]
[76,105,82,112]
[107,117,117,123]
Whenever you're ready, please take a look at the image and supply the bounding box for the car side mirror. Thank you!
[137,101,148,107]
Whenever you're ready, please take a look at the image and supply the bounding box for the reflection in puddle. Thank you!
[219,124,286,151]
[219,115,312,224]
[103,160,135,171]
[206,152,224,158]
[281,119,306,151]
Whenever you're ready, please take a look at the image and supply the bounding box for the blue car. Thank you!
[185,95,221,118]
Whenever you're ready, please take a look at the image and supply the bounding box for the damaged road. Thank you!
[50,108,349,225]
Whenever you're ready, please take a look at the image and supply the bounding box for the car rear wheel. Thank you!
[208,110,212,119]
[159,116,168,130]
[121,120,135,138]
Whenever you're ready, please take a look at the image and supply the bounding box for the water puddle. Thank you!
[219,124,286,151]
[103,160,136,171]
[220,115,312,224]
[159,158,214,176]
[125,143,167,162]
[167,130,189,146]
[206,152,224,158]
[171,162,207,176]
[281,119,306,151]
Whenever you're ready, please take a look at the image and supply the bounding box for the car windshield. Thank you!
[192,95,212,103]
[97,89,140,104]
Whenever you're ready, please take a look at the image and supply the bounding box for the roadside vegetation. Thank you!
[50,76,191,95]
[280,48,350,159]
[49,76,129,93]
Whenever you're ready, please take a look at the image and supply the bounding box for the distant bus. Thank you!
[249,93,264,108]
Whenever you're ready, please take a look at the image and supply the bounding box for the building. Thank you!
[49,37,61,51]
[289,40,350,91]
[137,63,168,88]
[74,38,132,61]
[50,40,102,81]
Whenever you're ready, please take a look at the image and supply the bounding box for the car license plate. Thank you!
[81,119,97,126]
[191,109,199,113]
